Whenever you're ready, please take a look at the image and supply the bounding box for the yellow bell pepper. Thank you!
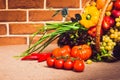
[80,5,100,29]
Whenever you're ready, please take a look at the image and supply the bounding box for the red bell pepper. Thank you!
[102,16,115,30]
[88,26,103,37]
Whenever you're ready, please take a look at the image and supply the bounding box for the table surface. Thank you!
[0,44,120,80]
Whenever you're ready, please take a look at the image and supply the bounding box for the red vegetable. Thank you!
[54,59,64,69]
[71,44,92,60]
[114,0,120,10]
[52,45,71,58]
[38,53,51,62]
[46,57,56,67]
[63,59,73,70]
[21,53,40,60]
[102,16,115,30]
[112,9,120,18]
[73,60,85,72]
[21,53,51,62]
[88,26,103,37]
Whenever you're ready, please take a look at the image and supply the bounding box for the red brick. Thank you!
[46,0,80,8]
[0,11,26,22]
[81,0,89,8]
[29,10,63,21]
[8,0,44,9]
[9,23,44,34]
[0,0,6,9]
[0,37,27,46]
[0,24,7,35]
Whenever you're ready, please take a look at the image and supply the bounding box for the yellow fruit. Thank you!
[86,59,92,64]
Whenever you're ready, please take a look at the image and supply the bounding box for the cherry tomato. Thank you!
[54,59,64,69]
[64,59,73,70]
[52,45,71,58]
[46,57,56,67]
[59,46,71,57]
[62,45,71,53]
[71,44,92,60]
[52,48,61,58]
[73,60,85,72]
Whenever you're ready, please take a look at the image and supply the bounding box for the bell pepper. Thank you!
[102,16,115,30]
[80,5,100,29]
[88,26,103,37]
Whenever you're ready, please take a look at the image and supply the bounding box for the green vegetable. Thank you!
[20,22,86,57]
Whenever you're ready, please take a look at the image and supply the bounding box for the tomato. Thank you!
[71,44,92,60]
[46,57,56,67]
[59,45,71,57]
[52,48,61,58]
[62,45,71,53]
[63,59,73,70]
[114,0,120,10]
[73,60,85,72]
[54,59,64,69]
[52,45,71,58]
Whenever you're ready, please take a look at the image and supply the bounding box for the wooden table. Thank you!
[0,44,120,80]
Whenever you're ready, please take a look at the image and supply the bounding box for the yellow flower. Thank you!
[80,5,100,28]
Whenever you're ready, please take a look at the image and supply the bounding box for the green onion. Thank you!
[19,22,86,57]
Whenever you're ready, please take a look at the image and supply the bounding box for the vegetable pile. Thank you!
[19,0,120,72]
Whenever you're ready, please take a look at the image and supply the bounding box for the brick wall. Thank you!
[0,0,87,46]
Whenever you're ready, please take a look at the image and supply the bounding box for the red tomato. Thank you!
[59,46,71,57]
[54,59,64,69]
[63,59,73,70]
[73,60,85,72]
[52,45,71,58]
[62,45,71,53]
[46,57,56,67]
[52,48,61,58]
[71,44,92,60]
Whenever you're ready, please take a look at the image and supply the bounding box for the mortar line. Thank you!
[44,0,47,9]
[0,34,42,37]
[0,21,62,24]
[6,0,8,10]
[26,10,29,22]
[6,23,9,36]
[80,0,82,9]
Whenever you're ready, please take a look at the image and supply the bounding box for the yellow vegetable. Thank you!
[80,5,100,28]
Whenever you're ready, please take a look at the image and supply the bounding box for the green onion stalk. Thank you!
[19,22,86,57]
